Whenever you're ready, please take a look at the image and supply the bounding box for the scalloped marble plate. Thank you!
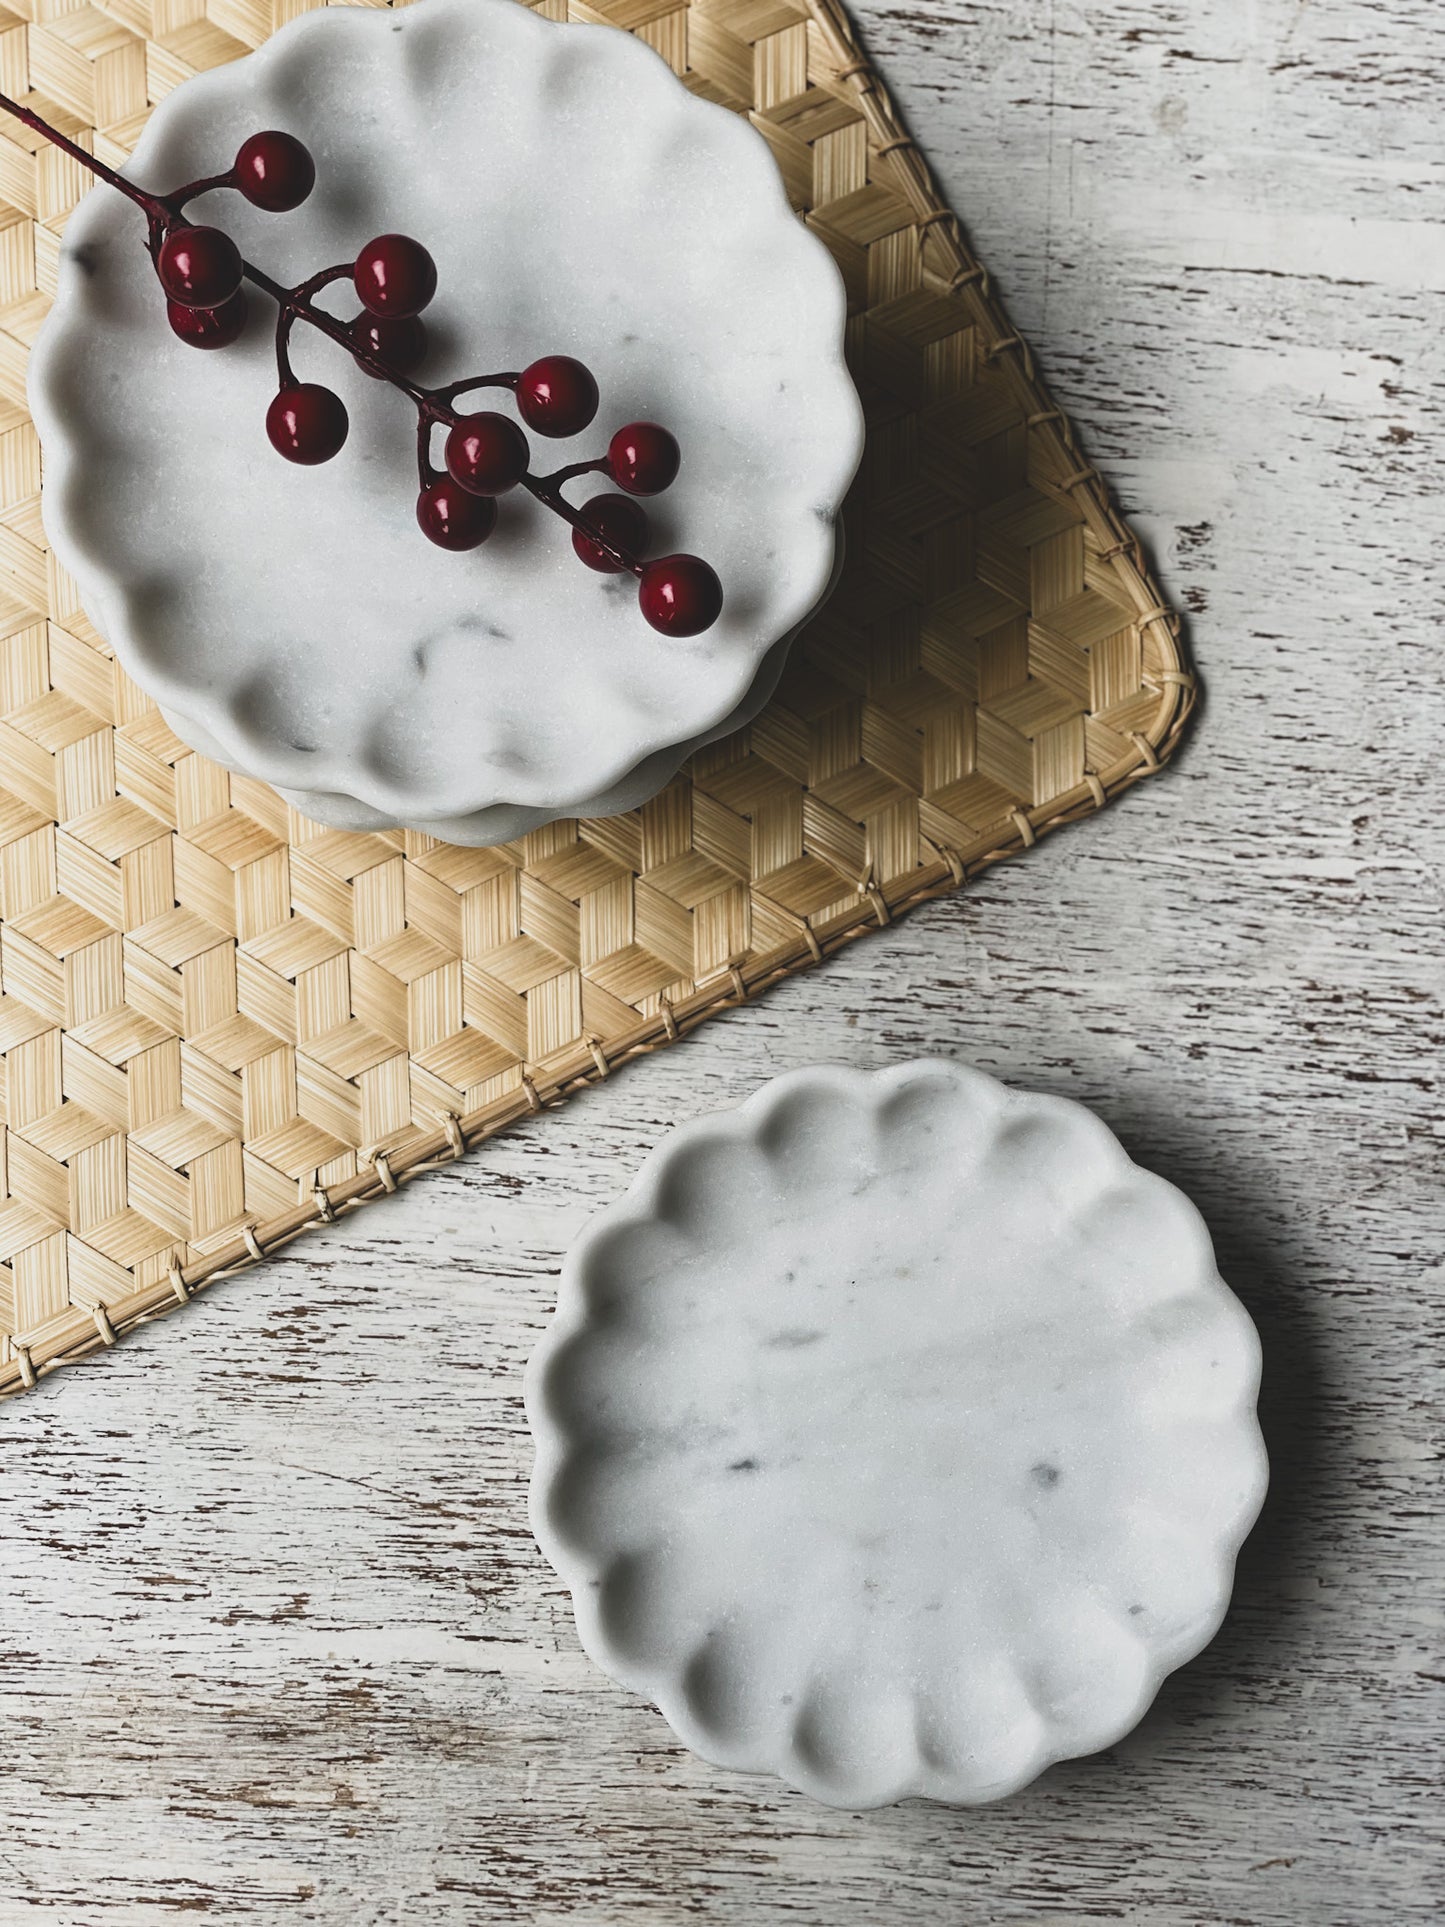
[526,1061,1268,1809]
[30,0,861,827]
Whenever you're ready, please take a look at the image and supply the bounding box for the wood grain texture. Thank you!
[1,0,1442,1920]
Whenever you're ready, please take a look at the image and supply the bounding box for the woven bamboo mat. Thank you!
[0,0,1190,1398]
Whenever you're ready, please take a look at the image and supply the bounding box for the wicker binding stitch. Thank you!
[0,0,1190,1398]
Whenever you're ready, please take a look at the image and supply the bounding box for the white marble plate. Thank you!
[30,0,862,825]
[526,1061,1268,1809]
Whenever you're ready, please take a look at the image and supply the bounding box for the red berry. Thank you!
[572,493,649,573]
[417,479,497,551]
[234,131,314,212]
[266,383,348,465]
[444,412,529,496]
[167,289,248,349]
[353,233,437,319]
[516,355,599,438]
[638,554,722,636]
[158,224,243,309]
[608,421,680,496]
[350,311,428,378]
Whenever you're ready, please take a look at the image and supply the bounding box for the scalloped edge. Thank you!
[525,1060,1269,1808]
[29,0,863,821]
[253,525,843,843]
[159,616,791,842]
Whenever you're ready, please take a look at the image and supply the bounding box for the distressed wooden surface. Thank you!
[2,0,1443,1920]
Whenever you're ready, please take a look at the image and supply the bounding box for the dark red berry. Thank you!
[608,421,680,496]
[266,383,348,465]
[638,554,722,636]
[417,479,497,551]
[516,355,599,439]
[167,289,247,349]
[234,131,314,212]
[572,493,649,573]
[444,412,529,496]
[350,311,428,378]
[158,224,243,309]
[353,233,437,319]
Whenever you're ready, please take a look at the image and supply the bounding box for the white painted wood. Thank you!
[2,1,1442,1919]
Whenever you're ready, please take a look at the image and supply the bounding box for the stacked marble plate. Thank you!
[30,0,862,845]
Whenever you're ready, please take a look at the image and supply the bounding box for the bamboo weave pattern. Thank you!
[0,0,1189,1396]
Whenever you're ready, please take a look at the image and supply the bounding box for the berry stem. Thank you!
[2,92,653,581]
[535,458,610,490]
[520,473,644,578]
[433,372,520,407]
[0,89,166,222]
[168,169,236,214]
[274,260,351,386]
[416,408,439,490]
[241,253,432,401]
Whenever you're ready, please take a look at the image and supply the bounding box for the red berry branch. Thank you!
[1,94,723,637]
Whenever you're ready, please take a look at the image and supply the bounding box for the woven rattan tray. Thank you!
[0,0,1190,1398]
